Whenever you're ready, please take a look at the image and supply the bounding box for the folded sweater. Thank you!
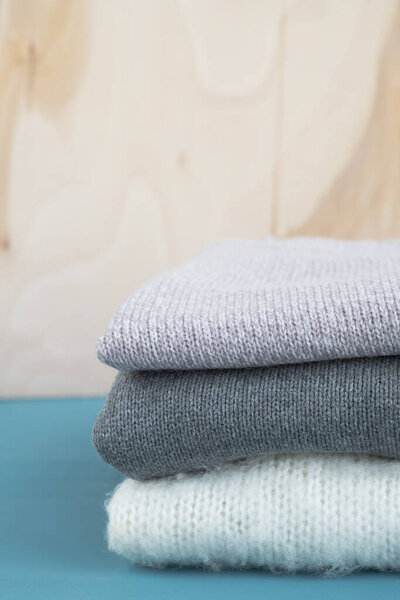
[97,237,400,371]
[93,356,400,479]
[107,453,400,573]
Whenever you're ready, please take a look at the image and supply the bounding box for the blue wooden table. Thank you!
[1,397,399,599]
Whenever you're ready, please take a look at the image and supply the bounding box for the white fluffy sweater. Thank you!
[107,454,400,573]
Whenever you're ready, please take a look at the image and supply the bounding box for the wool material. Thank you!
[107,454,400,572]
[93,356,400,480]
[97,237,400,371]
[93,357,400,479]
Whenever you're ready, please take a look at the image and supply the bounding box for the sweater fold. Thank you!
[107,453,400,572]
[93,356,400,480]
[97,237,400,371]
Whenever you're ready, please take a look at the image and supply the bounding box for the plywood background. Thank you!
[1,0,400,396]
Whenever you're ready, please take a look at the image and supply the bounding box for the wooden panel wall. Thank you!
[1,0,400,396]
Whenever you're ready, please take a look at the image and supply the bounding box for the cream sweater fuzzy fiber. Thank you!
[107,454,400,573]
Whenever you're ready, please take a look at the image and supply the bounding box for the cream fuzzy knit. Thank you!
[107,454,400,573]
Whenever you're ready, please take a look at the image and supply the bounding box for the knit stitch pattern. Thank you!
[97,237,400,371]
[93,356,400,479]
[107,454,400,572]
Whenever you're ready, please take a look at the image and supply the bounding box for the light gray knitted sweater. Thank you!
[97,237,400,371]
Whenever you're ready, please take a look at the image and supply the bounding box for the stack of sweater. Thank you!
[94,237,400,573]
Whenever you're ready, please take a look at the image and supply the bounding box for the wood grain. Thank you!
[0,0,399,395]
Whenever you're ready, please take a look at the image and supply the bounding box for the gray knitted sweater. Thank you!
[93,356,400,480]
[97,238,400,371]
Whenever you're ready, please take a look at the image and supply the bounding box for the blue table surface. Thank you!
[1,398,399,600]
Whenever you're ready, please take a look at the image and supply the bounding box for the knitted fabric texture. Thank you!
[93,356,400,480]
[107,454,400,572]
[97,237,400,371]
